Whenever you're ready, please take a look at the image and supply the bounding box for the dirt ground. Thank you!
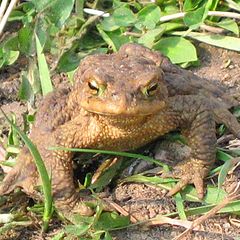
[0,42,240,240]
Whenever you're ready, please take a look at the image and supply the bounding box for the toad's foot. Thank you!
[161,159,211,199]
[56,192,114,222]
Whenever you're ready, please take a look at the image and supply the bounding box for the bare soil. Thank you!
[0,43,240,240]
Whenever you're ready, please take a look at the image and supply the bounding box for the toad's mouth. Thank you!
[80,99,166,117]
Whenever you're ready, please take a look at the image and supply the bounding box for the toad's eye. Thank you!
[142,83,158,97]
[88,80,106,96]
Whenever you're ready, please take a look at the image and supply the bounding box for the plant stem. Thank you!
[159,10,240,23]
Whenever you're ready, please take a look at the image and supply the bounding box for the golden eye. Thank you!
[88,80,106,96]
[142,83,158,97]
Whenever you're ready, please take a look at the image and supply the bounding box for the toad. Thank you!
[0,43,240,216]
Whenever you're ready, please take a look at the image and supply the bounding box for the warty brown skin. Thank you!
[0,43,239,216]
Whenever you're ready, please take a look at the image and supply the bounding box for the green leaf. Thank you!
[49,147,168,168]
[97,25,117,52]
[172,31,240,52]
[18,72,34,103]
[46,0,75,27]
[18,26,34,55]
[215,19,239,36]
[65,224,90,236]
[97,26,131,52]
[218,157,235,189]
[90,158,123,192]
[103,231,112,240]
[51,230,65,240]
[174,193,187,220]
[111,6,136,27]
[138,27,165,48]
[32,0,51,11]
[6,51,19,65]
[135,5,161,30]
[183,0,204,11]
[94,212,130,231]
[154,36,198,64]
[100,6,135,31]
[100,16,121,32]
[35,33,53,95]
[184,6,208,30]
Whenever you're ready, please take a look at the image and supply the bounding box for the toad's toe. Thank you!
[162,159,210,199]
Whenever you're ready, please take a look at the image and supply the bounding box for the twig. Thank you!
[159,10,240,23]
[0,0,19,37]
[107,200,138,223]
[123,31,142,37]
[200,24,225,34]
[0,0,8,21]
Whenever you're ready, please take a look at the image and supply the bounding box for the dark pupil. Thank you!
[147,84,157,95]
[88,82,99,91]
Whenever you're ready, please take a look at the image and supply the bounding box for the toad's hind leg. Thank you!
[213,107,240,138]
[0,147,39,197]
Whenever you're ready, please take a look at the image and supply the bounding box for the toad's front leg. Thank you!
[47,118,99,217]
[161,95,217,199]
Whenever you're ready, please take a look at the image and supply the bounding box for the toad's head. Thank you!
[74,44,168,117]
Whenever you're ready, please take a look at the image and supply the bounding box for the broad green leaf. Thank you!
[183,6,208,30]
[154,37,198,64]
[6,51,19,65]
[172,31,240,52]
[97,26,131,52]
[51,231,65,240]
[101,6,136,31]
[97,25,117,52]
[215,19,239,36]
[35,18,48,48]
[65,224,90,236]
[111,6,136,27]
[35,33,53,95]
[4,35,19,51]
[100,16,121,32]
[18,72,34,103]
[18,26,34,55]
[103,231,113,240]
[32,0,51,11]
[57,49,82,72]
[105,30,131,51]
[183,0,205,11]
[95,212,130,231]
[8,10,25,21]
[135,5,161,30]
[46,0,75,27]
[138,27,164,48]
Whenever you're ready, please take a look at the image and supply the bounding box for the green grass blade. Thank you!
[171,31,240,52]
[35,33,53,96]
[174,193,187,220]
[48,146,168,168]
[0,108,53,231]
